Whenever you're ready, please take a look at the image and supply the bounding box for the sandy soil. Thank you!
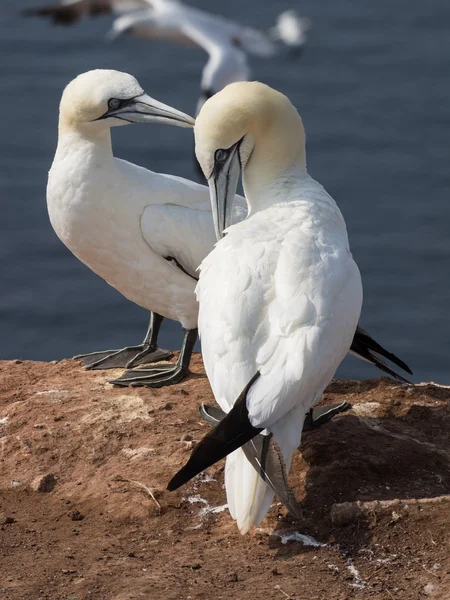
[0,355,449,600]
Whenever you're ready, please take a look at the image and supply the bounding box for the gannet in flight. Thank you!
[21,0,276,58]
[168,81,364,533]
[48,70,410,388]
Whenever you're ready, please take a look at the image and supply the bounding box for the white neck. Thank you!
[55,124,113,163]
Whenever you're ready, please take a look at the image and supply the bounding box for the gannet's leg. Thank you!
[110,328,198,388]
[74,312,172,370]
[302,402,351,432]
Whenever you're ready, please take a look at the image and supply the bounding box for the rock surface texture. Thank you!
[0,356,449,599]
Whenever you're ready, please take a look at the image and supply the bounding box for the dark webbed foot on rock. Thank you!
[303,401,351,432]
[74,312,172,370]
[110,362,188,388]
[110,328,198,389]
[74,345,172,370]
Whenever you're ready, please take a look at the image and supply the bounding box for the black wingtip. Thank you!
[374,359,412,383]
[369,355,412,384]
[370,342,413,375]
[167,469,190,491]
[352,327,413,379]
[167,373,262,491]
[394,357,413,376]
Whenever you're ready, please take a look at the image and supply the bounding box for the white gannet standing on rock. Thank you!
[168,81,364,533]
[47,68,247,387]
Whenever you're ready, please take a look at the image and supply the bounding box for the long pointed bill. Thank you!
[208,143,242,241]
[110,94,195,128]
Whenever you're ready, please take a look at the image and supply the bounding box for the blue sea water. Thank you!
[1,0,449,383]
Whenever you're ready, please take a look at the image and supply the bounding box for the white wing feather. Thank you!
[119,161,247,279]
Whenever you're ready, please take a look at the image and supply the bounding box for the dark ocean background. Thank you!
[1,0,449,383]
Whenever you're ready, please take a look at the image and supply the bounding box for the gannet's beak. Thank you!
[208,140,242,241]
[106,94,195,128]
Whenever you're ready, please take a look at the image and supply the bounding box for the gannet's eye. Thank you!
[215,149,228,164]
[108,98,122,111]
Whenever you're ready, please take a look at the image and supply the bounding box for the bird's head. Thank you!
[194,81,305,240]
[59,69,194,134]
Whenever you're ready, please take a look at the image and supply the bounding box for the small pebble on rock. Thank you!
[32,473,57,493]
[69,510,85,521]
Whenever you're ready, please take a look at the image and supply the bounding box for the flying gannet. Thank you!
[168,81,365,533]
[48,70,410,388]
[21,0,276,59]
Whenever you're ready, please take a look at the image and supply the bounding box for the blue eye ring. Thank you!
[108,98,122,111]
[215,149,228,163]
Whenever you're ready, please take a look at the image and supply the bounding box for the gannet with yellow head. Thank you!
[168,81,363,533]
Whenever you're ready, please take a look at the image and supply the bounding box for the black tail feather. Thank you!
[351,326,413,382]
[167,372,261,491]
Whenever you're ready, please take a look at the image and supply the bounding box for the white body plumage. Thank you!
[47,70,246,331]
[197,174,362,531]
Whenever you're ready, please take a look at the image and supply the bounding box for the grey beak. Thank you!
[208,143,242,241]
[108,93,195,128]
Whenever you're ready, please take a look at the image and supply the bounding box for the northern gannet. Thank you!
[168,81,364,533]
[22,0,276,58]
[47,69,247,387]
